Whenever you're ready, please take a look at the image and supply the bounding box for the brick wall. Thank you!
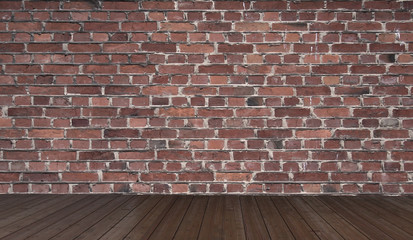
[0,0,412,194]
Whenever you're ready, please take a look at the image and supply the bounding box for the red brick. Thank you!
[312,151,347,160]
[159,108,195,117]
[179,44,214,53]
[199,65,234,73]
[141,1,174,9]
[274,108,311,117]
[62,173,98,182]
[0,43,24,52]
[218,44,253,53]
[352,151,387,160]
[45,22,81,31]
[296,130,331,138]
[78,151,114,160]
[332,44,367,52]
[294,173,328,182]
[374,130,409,138]
[254,173,288,181]
[235,23,270,32]
[179,172,213,181]
[29,129,64,138]
[198,22,232,31]
[233,151,268,160]
[9,22,42,31]
[84,22,119,31]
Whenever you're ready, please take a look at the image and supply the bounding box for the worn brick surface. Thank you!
[0,0,412,194]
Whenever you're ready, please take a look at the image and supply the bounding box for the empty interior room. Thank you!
[0,0,412,239]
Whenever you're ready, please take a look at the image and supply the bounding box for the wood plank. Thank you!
[240,196,270,239]
[0,195,62,227]
[1,195,98,239]
[288,197,344,240]
[148,196,193,240]
[198,196,225,240]
[173,196,208,240]
[124,196,177,239]
[319,196,393,240]
[363,196,413,224]
[27,195,118,239]
[256,196,294,240]
[337,196,413,239]
[99,195,163,240]
[303,197,369,240]
[272,196,319,240]
[223,196,246,240]
[0,195,41,212]
[75,195,146,240]
[376,196,413,215]
[0,195,86,238]
[353,196,413,235]
[50,195,131,240]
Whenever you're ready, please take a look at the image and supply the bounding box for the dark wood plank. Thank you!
[1,195,98,239]
[272,196,319,240]
[173,196,208,240]
[75,195,147,240]
[50,195,131,239]
[338,196,413,239]
[148,196,193,239]
[0,195,42,213]
[319,196,393,240]
[288,197,344,240]
[363,196,413,224]
[198,196,225,240]
[256,196,294,240]
[0,195,86,238]
[99,195,163,240]
[353,196,413,235]
[28,195,118,239]
[0,195,62,227]
[377,196,413,215]
[303,197,369,240]
[223,196,246,240]
[124,196,177,239]
[240,196,270,239]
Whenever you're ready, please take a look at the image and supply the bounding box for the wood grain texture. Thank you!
[0,195,411,239]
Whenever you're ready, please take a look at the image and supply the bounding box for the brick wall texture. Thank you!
[0,0,412,195]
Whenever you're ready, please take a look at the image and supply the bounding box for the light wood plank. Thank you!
[173,196,208,240]
[272,197,319,240]
[99,195,162,239]
[124,196,177,239]
[303,197,369,240]
[288,197,344,240]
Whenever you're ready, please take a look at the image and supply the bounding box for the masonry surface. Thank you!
[0,0,412,194]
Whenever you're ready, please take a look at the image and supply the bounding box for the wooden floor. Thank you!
[0,195,412,239]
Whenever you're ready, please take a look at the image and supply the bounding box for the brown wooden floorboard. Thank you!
[0,195,411,240]
[173,196,208,240]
